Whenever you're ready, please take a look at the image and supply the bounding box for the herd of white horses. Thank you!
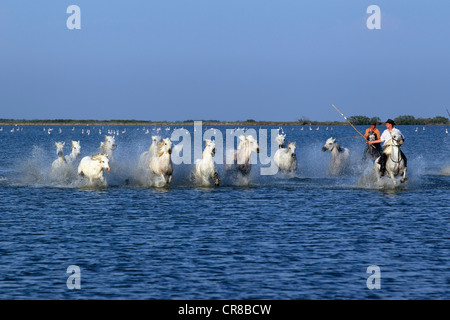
[49,130,407,187]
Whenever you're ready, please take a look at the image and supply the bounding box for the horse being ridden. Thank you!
[374,130,407,184]
[369,119,407,184]
[363,122,382,161]
[364,133,382,161]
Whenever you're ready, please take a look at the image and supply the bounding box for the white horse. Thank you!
[149,138,173,185]
[65,140,81,165]
[194,139,220,186]
[374,131,407,185]
[322,137,350,175]
[100,135,117,161]
[138,135,161,169]
[77,153,111,185]
[225,135,260,176]
[274,141,297,174]
[276,133,286,149]
[51,142,68,172]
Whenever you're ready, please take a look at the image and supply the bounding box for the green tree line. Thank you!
[346,115,449,125]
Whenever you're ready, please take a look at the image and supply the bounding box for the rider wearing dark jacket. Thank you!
[363,121,382,159]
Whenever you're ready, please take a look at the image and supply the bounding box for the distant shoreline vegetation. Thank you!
[0,115,448,126]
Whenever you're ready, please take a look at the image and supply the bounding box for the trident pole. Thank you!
[331,104,376,149]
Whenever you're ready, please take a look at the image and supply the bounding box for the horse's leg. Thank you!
[379,153,387,176]
[374,159,381,182]
[168,174,172,184]
[388,170,397,185]
[214,172,220,186]
[401,166,407,183]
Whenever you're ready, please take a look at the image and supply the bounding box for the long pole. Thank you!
[331,104,376,148]
[447,109,450,118]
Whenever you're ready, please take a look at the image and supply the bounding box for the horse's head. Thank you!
[322,137,336,152]
[104,135,117,150]
[275,133,286,148]
[204,139,216,156]
[152,135,161,144]
[237,135,246,149]
[246,135,260,154]
[287,141,296,158]
[55,142,65,157]
[71,141,81,157]
[92,153,110,172]
[390,131,404,146]
[158,138,173,156]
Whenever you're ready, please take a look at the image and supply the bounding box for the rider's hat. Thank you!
[386,119,395,126]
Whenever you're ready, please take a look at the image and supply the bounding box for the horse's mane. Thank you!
[276,134,285,145]
[71,140,80,148]
[153,141,164,157]
[284,142,295,152]
[91,153,106,161]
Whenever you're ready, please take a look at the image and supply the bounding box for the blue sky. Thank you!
[1,0,449,122]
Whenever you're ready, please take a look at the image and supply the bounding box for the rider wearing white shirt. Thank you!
[368,119,407,176]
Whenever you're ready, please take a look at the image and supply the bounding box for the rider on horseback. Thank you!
[368,119,407,176]
[363,121,382,160]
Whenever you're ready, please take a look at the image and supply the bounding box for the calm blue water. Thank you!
[0,124,448,299]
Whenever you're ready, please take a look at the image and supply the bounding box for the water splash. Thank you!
[440,165,450,176]
[2,127,446,192]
